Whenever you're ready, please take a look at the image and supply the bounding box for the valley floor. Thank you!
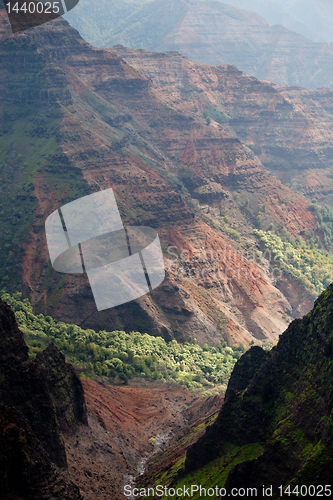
[65,380,223,499]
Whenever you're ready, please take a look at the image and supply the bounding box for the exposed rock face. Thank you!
[184,283,333,491]
[0,299,67,468]
[0,405,81,500]
[36,344,88,433]
[0,298,84,498]
[223,345,268,401]
[113,46,333,206]
[1,9,333,345]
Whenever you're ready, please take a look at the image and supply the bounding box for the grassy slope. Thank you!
[139,442,263,499]
[0,34,59,292]
[0,6,99,320]
[0,22,92,297]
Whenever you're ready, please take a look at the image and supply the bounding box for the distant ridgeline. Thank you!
[1,291,249,392]
[140,282,333,498]
[65,0,333,90]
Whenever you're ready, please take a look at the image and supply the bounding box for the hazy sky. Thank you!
[219,0,333,42]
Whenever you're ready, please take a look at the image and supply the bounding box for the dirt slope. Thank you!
[64,378,223,499]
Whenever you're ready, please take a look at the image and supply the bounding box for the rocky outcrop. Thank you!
[0,404,81,500]
[183,283,333,492]
[0,298,84,498]
[223,345,268,401]
[36,344,88,433]
[0,299,67,468]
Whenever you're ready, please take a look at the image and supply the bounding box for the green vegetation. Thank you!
[1,291,245,391]
[139,442,263,499]
[203,103,228,124]
[309,201,333,248]
[0,36,89,295]
[161,283,333,495]
[253,229,333,299]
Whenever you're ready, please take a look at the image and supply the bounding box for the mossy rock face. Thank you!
[185,346,270,472]
[0,298,87,497]
[0,299,66,467]
[0,404,81,500]
[36,343,88,432]
[224,346,269,401]
[183,284,333,492]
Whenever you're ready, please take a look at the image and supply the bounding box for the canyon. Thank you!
[140,282,333,497]
[1,3,333,498]
[1,6,333,347]
[0,295,221,499]
[66,0,333,89]
[2,274,331,498]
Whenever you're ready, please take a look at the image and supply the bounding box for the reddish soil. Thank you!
[64,379,222,499]
[22,173,69,304]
